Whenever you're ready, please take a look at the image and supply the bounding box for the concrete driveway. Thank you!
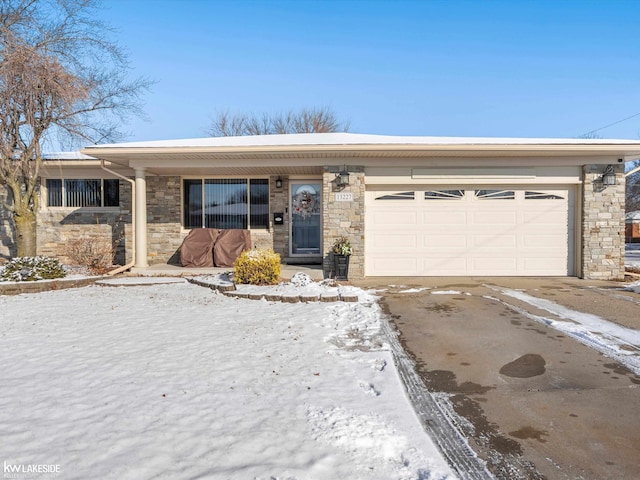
[355,277,640,480]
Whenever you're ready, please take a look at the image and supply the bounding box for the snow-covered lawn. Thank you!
[0,278,455,480]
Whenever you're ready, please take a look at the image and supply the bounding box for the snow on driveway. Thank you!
[487,285,640,376]
[0,280,455,480]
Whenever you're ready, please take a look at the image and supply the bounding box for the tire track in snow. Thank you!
[380,315,494,480]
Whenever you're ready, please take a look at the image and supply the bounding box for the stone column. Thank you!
[134,168,149,268]
[323,166,365,279]
[581,164,626,280]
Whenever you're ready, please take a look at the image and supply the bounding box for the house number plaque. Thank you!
[335,192,353,202]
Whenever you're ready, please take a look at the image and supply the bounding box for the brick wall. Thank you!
[582,164,626,280]
[322,167,365,279]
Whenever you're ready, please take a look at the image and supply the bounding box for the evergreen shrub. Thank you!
[0,256,67,282]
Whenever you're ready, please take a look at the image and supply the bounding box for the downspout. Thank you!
[100,159,136,275]
[625,164,640,177]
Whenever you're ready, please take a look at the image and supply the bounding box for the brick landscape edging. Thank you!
[0,276,359,302]
[0,277,107,296]
[186,277,358,303]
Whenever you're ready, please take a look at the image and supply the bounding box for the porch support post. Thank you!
[134,168,149,268]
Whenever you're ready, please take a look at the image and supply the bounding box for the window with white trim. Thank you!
[46,179,119,207]
[183,178,269,229]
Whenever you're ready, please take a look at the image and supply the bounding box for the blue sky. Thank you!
[100,0,640,142]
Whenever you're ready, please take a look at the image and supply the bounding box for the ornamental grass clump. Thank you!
[0,256,66,282]
[233,249,281,285]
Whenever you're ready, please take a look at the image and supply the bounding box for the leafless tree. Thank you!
[577,132,602,139]
[207,107,350,137]
[0,0,150,256]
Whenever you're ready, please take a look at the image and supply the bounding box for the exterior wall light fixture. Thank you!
[275,177,283,189]
[336,167,350,187]
[602,165,617,186]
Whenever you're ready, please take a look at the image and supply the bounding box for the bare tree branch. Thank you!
[207,106,350,137]
[0,0,151,255]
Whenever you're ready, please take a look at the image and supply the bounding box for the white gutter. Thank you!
[100,159,135,275]
[625,164,640,177]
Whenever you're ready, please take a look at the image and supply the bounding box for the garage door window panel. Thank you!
[374,192,415,200]
[525,191,564,200]
[475,189,515,199]
[424,190,465,200]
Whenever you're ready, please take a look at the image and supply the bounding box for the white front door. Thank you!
[290,182,322,256]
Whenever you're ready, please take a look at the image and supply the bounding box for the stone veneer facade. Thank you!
[269,176,289,259]
[126,175,276,265]
[322,167,365,279]
[0,163,631,281]
[581,164,626,280]
[37,180,131,265]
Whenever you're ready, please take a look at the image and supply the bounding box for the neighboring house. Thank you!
[1,133,639,280]
[626,211,640,243]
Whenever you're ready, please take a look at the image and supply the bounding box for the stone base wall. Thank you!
[582,164,626,280]
[37,210,127,264]
[322,167,365,279]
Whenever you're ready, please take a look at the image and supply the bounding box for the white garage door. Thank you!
[365,187,574,276]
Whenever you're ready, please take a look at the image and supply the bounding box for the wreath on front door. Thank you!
[292,190,317,219]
